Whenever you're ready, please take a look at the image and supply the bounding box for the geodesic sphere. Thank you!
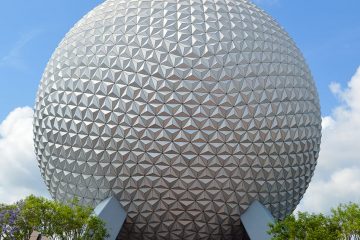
[33,0,321,239]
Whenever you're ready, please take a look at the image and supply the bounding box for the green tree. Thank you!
[0,195,107,240]
[269,202,360,240]
[332,203,360,240]
[269,212,340,240]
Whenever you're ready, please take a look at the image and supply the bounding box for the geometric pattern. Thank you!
[33,0,322,239]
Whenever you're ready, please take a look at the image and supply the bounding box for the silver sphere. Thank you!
[33,0,321,239]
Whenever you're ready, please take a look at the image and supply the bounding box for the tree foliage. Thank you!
[0,195,107,240]
[269,202,360,240]
[332,203,360,240]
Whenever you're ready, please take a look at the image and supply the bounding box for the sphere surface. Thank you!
[34,0,321,239]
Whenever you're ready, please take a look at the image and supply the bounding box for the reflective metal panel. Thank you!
[33,0,322,239]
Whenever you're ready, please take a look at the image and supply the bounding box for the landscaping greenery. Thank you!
[0,195,107,240]
[1,195,359,240]
[269,202,360,240]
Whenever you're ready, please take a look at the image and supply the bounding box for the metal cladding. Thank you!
[33,0,322,239]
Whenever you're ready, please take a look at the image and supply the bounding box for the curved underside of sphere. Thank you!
[33,0,321,239]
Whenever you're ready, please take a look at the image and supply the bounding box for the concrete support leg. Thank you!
[240,200,275,240]
[94,197,126,240]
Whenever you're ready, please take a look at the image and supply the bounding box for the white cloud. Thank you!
[0,107,49,204]
[299,168,360,213]
[297,66,360,213]
[321,116,335,130]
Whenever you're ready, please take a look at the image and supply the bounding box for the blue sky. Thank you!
[1,0,360,121]
[0,0,360,211]
[0,0,102,121]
